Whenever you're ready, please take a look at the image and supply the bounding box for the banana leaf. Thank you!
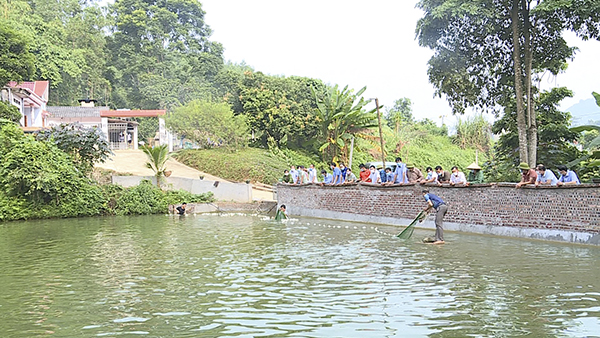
[396,211,425,239]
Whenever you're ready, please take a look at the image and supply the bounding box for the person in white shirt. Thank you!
[308,164,318,183]
[290,165,299,184]
[368,165,381,184]
[449,166,466,186]
[535,164,558,186]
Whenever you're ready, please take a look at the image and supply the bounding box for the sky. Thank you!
[199,0,600,127]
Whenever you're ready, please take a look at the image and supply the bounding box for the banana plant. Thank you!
[311,84,378,162]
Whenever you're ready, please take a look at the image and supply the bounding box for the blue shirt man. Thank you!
[321,170,333,184]
[422,189,448,244]
[423,192,445,209]
[557,165,580,185]
[340,163,348,180]
[535,165,558,186]
[379,168,387,183]
[331,162,343,184]
[393,157,408,184]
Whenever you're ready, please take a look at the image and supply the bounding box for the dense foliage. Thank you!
[34,123,111,174]
[174,147,323,185]
[0,122,213,222]
[166,100,248,148]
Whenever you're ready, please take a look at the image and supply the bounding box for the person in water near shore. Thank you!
[275,204,288,220]
[422,190,447,244]
[176,203,187,215]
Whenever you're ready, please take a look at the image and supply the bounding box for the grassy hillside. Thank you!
[173,147,325,185]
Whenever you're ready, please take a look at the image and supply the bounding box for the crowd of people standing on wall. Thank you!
[280,157,581,188]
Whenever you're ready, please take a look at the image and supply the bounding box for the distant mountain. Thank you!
[565,98,600,126]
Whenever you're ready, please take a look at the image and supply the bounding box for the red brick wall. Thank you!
[277,183,600,233]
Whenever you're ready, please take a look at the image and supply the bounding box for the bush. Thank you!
[101,181,214,216]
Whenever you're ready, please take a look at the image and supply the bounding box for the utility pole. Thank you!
[374,98,386,169]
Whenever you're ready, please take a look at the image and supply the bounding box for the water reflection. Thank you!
[0,214,599,337]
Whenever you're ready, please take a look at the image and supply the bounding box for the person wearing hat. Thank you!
[516,162,537,188]
[406,163,423,183]
[466,162,484,185]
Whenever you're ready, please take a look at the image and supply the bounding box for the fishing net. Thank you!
[396,211,425,239]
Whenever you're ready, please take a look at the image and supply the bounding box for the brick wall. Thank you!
[277,183,600,234]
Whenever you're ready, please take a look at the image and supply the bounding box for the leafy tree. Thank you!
[233,71,325,150]
[166,100,248,148]
[312,84,378,162]
[488,87,582,181]
[141,144,170,188]
[34,123,111,174]
[416,0,600,167]
[385,98,414,133]
[0,101,21,123]
[0,21,34,86]
[107,0,224,109]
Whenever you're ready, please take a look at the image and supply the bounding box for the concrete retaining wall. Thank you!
[276,183,600,245]
[112,176,252,203]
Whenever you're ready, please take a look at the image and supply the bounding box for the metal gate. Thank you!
[108,123,128,150]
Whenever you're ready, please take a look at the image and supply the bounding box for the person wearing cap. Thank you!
[421,189,447,244]
[449,166,467,186]
[516,162,537,188]
[557,165,580,186]
[535,164,558,186]
[466,162,484,185]
[406,164,423,183]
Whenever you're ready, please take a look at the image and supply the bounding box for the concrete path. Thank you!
[96,150,275,201]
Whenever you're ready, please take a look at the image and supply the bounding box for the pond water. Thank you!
[1,214,600,337]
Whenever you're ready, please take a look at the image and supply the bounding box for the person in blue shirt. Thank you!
[339,162,348,181]
[557,165,580,186]
[392,157,408,184]
[321,169,333,185]
[385,167,394,183]
[535,164,558,186]
[379,167,387,183]
[422,189,448,244]
[330,162,343,185]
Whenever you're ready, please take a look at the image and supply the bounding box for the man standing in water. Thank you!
[421,190,447,244]
[176,202,187,215]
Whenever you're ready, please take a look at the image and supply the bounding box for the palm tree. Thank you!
[311,84,378,162]
[141,144,170,188]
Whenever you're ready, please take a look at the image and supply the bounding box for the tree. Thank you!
[34,123,111,175]
[312,84,378,162]
[107,0,224,109]
[141,144,170,188]
[166,100,248,148]
[0,21,34,86]
[232,71,325,150]
[0,101,21,123]
[416,0,600,167]
[385,98,414,133]
[489,87,582,180]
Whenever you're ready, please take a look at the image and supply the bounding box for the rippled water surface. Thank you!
[1,214,600,337]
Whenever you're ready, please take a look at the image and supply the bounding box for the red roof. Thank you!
[7,81,49,101]
[100,110,166,118]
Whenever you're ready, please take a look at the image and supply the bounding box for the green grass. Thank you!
[173,147,325,185]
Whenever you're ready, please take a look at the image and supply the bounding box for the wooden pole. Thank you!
[349,136,355,169]
[375,98,385,169]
